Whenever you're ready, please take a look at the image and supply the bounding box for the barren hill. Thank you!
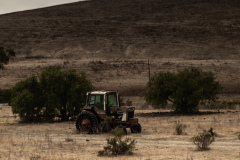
[0,0,240,97]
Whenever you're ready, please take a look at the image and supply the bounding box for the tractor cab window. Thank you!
[106,94,118,108]
[106,93,118,115]
[89,94,104,110]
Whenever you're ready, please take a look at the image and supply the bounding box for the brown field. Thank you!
[0,105,239,160]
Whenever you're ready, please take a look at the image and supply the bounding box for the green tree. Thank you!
[39,66,93,121]
[0,47,15,69]
[11,66,93,122]
[146,67,221,114]
[11,76,43,122]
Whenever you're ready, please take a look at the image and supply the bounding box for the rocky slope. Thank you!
[0,0,240,59]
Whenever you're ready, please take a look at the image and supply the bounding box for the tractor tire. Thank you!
[76,111,99,134]
[130,123,142,133]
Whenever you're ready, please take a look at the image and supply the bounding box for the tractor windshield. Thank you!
[106,93,118,107]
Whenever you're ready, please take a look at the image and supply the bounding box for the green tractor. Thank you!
[76,91,141,134]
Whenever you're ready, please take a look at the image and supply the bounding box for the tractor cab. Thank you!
[86,91,119,114]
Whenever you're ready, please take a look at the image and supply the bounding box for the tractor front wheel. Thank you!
[76,111,98,134]
[130,123,142,133]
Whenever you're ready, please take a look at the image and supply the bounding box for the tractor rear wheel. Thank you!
[76,111,98,134]
[130,123,142,133]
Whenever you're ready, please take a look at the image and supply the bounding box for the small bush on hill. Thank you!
[0,47,15,70]
[126,99,132,106]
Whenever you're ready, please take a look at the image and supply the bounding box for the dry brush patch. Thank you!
[0,106,239,160]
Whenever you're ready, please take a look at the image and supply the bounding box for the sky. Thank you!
[0,0,83,15]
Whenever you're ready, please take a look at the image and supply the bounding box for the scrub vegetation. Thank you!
[146,67,221,114]
[11,66,92,122]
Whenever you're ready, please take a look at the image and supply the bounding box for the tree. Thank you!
[146,67,221,114]
[39,66,93,121]
[11,76,43,122]
[11,66,93,122]
[0,47,15,69]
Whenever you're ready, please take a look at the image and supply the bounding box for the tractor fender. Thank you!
[83,106,104,122]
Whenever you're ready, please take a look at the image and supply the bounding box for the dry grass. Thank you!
[0,105,239,160]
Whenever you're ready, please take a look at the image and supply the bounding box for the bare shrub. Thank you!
[191,131,214,150]
[98,127,136,156]
[175,120,187,135]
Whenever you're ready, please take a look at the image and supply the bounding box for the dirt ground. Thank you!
[0,105,239,160]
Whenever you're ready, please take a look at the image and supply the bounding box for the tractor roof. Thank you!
[87,91,118,95]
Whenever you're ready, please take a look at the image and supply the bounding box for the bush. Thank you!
[120,98,132,106]
[99,116,113,133]
[98,127,136,156]
[11,76,43,122]
[126,99,132,106]
[11,66,93,122]
[191,131,215,150]
[146,67,221,114]
[0,47,15,69]
[175,120,187,135]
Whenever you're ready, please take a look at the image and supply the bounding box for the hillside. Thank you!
[0,0,240,96]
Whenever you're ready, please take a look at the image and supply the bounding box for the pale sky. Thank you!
[0,0,84,15]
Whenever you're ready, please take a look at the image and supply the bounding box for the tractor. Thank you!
[75,91,141,134]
